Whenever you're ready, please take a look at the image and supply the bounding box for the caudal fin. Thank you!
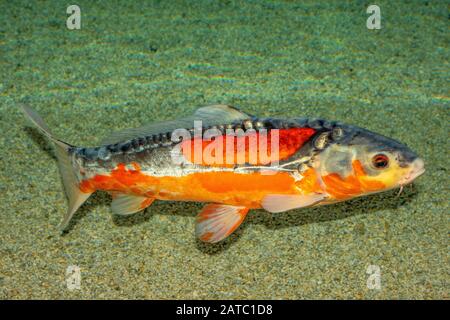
[21,105,92,230]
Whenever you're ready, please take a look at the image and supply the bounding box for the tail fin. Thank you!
[21,105,92,231]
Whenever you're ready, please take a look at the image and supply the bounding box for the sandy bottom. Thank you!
[0,1,447,299]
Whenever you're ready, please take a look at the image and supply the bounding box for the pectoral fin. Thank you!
[261,193,327,213]
[196,204,249,243]
[110,193,154,216]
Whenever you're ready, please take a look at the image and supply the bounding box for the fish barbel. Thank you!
[22,105,425,243]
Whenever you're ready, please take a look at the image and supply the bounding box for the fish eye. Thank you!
[372,153,389,169]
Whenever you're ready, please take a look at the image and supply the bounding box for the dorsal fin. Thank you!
[99,105,252,145]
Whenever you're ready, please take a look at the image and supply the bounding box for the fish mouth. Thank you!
[399,158,425,186]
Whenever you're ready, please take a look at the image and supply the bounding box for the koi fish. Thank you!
[22,105,425,243]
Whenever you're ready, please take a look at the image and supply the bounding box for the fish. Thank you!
[21,104,425,243]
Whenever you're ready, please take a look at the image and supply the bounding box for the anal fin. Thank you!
[111,193,155,216]
[196,204,249,243]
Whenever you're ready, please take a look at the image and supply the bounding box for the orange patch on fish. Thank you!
[199,232,214,242]
[194,171,296,194]
[323,160,386,199]
[140,197,154,209]
[131,161,141,171]
[295,167,324,195]
[79,163,158,194]
[79,162,299,208]
[180,128,316,166]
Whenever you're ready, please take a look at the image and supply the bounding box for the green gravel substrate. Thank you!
[0,0,448,299]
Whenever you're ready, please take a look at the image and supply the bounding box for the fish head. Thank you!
[312,124,425,200]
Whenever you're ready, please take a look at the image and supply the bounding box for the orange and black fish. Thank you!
[22,105,425,243]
